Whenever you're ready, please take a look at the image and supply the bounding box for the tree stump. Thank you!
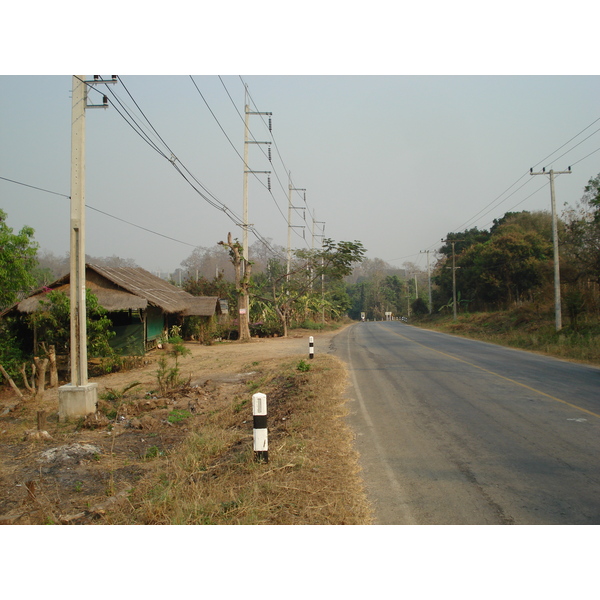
[48,345,58,388]
[33,357,49,401]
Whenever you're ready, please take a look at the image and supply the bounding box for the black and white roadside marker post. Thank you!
[309,336,314,359]
[252,392,268,463]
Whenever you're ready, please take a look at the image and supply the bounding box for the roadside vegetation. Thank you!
[2,171,600,524]
[104,353,372,525]
[412,309,600,366]
[0,342,373,525]
[345,172,600,367]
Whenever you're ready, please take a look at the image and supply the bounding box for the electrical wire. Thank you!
[238,76,323,248]
[449,117,600,236]
[215,76,316,250]
[190,76,290,229]
[387,119,600,264]
[0,176,69,199]
[0,175,198,247]
[93,76,285,259]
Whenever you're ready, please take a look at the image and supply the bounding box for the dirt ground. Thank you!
[0,328,348,525]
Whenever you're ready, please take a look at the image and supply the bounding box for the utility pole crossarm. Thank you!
[287,181,307,278]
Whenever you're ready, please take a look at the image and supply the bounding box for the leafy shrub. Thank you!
[250,321,283,337]
[297,359,311,372]
[27,289,115,357]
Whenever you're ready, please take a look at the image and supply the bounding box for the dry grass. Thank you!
[103,354,374,525]
[415,309,600,366]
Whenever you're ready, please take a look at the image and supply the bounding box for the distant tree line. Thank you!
[345,172,600,326]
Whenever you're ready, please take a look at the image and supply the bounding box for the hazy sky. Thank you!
[2,3,599,279]
[2,74,599,276]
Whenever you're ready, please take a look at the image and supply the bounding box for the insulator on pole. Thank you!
[268,117,272,132]
[268,147,272,162]
[267,176,271,191]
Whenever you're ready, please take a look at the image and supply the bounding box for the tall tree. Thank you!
[0,209,39,310]
[563,172,600,284]
[219,233,252,342]
[256,239,366,336]
[434,211,553,312]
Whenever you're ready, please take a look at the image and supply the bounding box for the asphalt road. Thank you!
[332,321,600,524]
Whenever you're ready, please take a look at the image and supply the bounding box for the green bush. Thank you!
[0,320,29,383]
[27,289,115,357]
[297,359,311,372]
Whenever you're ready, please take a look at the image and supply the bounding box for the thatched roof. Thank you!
[4,264,221,317]
[15,282,149,314]
[89,265,195,314]
[181,296,221,317]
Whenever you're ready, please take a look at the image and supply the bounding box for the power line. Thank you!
[191,76,290,229]
[443,116,600,237]
[97,77,287,258]
[388,120,600,264]
[533,117,600,169]
[0,176,70,198]
[217,76,313,251]
[239,78,317,232]
[1,175,198,247]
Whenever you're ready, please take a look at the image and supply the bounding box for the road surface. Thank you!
[332,321,600,524]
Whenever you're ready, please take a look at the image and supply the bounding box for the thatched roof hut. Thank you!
[2,264,222,354]
[10,264,220,316]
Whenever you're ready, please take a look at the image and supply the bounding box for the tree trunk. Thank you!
[48,345,58,388]
[239,260,252,342]
[220,232,252,342]
[37,410,47,431]
[20,364,35,393]
[33,357,49,401]
[275,304,288,338]
[0,364,24,400]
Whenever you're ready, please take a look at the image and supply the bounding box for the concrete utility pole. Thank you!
[242,85,271,262]
[287,175,305,279]
[530,167,572,332]
[441,239,462,321]
[59,75,116,422]
[312,214,325,313]
[420,250,433,313]
[241,85,271,334]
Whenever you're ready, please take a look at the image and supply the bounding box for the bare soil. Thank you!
[0,326,370,525]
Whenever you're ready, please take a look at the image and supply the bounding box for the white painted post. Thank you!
[309,336,314,359]
[252,392,268,463]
